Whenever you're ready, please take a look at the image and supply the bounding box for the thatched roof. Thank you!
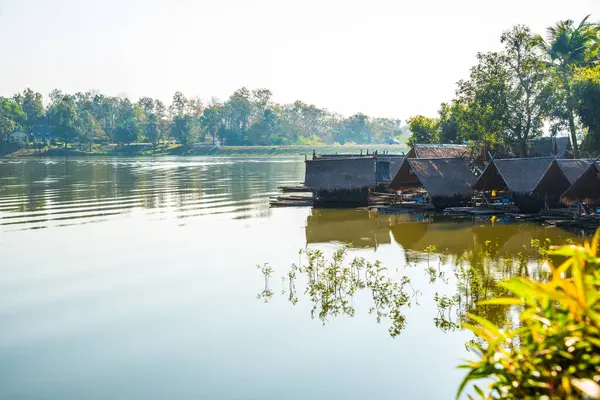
[304,157,376,191]
[473,157,555,194]
[562,162,600,203]
[529,136,571,158]
[406,144,468,159]
[388,158,476,198]
[556,159,590,184]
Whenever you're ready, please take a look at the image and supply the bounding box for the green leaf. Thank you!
[467,313,503,339]
[473,385,486,398]
[477,297,523,306]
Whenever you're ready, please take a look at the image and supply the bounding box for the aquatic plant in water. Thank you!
[260,248,418,337]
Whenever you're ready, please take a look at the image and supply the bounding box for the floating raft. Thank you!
[270,193,313,207]
[278,185,312,193]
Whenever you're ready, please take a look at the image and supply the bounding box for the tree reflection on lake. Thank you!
[262,209,582,338]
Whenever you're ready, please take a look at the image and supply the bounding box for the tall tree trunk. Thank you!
[519,140,528,157]
[567,108,579,158]
[563,65,579,158]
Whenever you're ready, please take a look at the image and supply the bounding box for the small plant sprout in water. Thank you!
[256,263,274,303]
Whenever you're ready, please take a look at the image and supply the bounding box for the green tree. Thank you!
[501,25,554,156]
[536,15,600,157]
[144,114,162,149]
[171,115,199,146]
[0,97,25,145]
[438,102,463,144]
[573,65,600,152]
[154,99,170,145]
[113,99,140,145]
[454,52,510,147]
[76,110,100,150]
[200,105,222,144]
[47,95,79,147]
[406,115,439,146]
[13,88,44,138]
[170,91,188,117]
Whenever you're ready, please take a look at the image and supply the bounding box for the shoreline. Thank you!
[0,144,409,158]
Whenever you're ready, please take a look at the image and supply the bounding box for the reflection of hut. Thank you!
[472,158,571,213]
[388,158,476,209]
[304,157,376,207]
[561,162,600,205]
[556,159,590,185]
[406,144,468,159]
[389,221,475,256]
[305,209,390,248]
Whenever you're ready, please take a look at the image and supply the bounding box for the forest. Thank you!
[1,16,599,156]
[0,87,407,150]
[408,15,600,157]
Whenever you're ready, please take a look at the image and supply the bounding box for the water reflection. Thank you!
[259,248,418,337]
[0,157,304,230]
[268,210,584,337]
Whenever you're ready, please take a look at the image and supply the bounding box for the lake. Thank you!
[0,157,581,399]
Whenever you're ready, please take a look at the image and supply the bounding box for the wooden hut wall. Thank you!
[387,159,421,191]
[562,163,600,204]
[304,157,376,191]
[532,161,572,208]
[304,157,376,207]
[376,160,392,184]
[472,162,509,191]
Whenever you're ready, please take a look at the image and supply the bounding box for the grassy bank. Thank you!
[1,144,409,158]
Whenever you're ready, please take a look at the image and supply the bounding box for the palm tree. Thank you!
[536,15,600,157]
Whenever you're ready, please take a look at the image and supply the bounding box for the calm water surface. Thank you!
[0,157,582,399]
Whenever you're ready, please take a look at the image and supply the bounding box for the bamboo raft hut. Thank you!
[472,157,572,214]
[304,157,377,207]
[561,161,600,209]
[387,158,476,209]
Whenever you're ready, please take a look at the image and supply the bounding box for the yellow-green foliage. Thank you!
[458,231,600,400]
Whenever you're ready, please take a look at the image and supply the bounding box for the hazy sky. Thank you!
[0,0,598,119]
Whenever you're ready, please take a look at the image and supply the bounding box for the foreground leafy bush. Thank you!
[458,231,600,399]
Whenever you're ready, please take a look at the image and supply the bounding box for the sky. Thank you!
[0,0,598,119]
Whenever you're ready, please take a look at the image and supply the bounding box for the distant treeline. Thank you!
[0,87,408,149]
[406,15,600,157]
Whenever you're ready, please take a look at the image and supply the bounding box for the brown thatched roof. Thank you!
[556,159,591,184]
[562,162,600,203]
[304,157,376,191]
[473,157,555,194]
[406,144,469,159]
[388,158,476,198]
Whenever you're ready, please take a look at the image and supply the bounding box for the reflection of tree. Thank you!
[433,239,554,334]
[260,249,418,337]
